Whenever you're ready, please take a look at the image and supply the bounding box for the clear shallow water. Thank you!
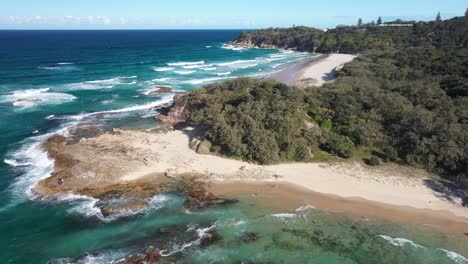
[0,30,466,263]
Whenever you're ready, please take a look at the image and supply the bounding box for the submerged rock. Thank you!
[199,231,222,247]
[241,232,259,243]
[184,181,238,210]
[116,246,161,264]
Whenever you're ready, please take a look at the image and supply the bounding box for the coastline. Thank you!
[270,53,357,87]
[208,181,468,235]
[269,54,328,85]
[33,127,468,235]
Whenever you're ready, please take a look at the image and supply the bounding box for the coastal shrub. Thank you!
[365,156,382,166]
[321,132,355,158]
[185,78,312,165]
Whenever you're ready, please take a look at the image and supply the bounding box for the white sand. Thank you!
[118,128,468,219]
[294,54,357,87]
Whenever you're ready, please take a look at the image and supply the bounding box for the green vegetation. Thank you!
[234,15,467,54]
[234,26,324,52]
[182,15,468,180]
[185,78,314,164]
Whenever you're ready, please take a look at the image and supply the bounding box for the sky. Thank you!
[0,0,466,29]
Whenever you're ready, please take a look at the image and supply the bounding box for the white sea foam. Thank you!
[167,61,205,66]
[181,64,211,69]
[216,72,231,76]
[37,62,78,71]
[8,133,58,201]
[65,76,137,90]
[152,77,171,82]
[439,249,468,264]
[216,59,255,67]
[50,250,129,264]
[0,88,76,109]
[174,70,196,75]
[63,94,174,121]
[153,67,175,72]
[271,213,298,219]
[202,67,217,71]
[205,45,212,48]
[295,204,316,212]
[183,77,227,85]
[379,235,425,249]
[221,44,246,51]
[160,224,217,257]
[63,193,171,222]
[4,159,32,167]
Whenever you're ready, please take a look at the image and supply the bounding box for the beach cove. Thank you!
[1,30,467,263]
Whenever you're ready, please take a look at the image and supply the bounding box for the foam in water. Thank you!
[49,250,129,264]
[182,64,213,69]
[439,249,468,264]
[63,193,171,222]
[174,70,196,75]
[65,76,137,90]
[0,88,76,109]
[295,204,316,212]
[183,77,227,85]
[153,67,175,72]
[160,224,217,257]
[221,44,246,51]
[3,159,32,167]
[37,62,79,71]
[167,61,205,66]
[216,72,231,76]
[378,235,425,249]
[152,77,171,82]
[271,213,298,219]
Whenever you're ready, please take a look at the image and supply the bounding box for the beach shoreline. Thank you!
[270,53,357,87]
[33,127,468,235]
[207,181,468,235]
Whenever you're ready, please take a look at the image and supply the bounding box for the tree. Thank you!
[357,18,363,27]
[436,12,442,22]
[465,8,468,16]
[377,16,383,25]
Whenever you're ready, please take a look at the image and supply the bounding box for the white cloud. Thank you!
[0,15,113,27]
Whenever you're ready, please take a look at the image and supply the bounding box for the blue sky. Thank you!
[0,0,466,29]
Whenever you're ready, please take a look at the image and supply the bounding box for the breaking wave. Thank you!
[0,88,76,109]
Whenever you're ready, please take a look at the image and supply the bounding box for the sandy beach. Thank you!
[271,53,357,87]
[34,127,468,234]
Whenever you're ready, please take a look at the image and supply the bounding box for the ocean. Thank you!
[0,30,466,264]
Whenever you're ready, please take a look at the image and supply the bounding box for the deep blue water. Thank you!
[0,30,467,264]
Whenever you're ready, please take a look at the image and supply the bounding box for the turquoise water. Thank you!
[0,30,467,263]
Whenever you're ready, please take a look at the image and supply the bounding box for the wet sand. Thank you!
[207,181,468,235]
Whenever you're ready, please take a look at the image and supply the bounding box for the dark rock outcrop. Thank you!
[156,94,189,125]
[148,86,173,95]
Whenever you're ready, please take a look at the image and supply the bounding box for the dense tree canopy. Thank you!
[184,15,468,180]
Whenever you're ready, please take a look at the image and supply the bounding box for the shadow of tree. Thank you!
[323,69,337,81]
[423,178,467,205]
